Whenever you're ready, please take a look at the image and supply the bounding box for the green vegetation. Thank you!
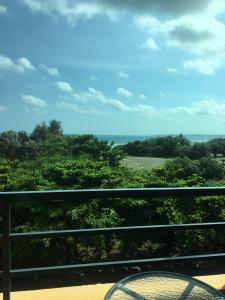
[0,120,123,166]
[1,121,225,269]
[118,134,191,158]
[118,134,225,160]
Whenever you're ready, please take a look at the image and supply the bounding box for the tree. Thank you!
[31,122,49,141]
[49,120,63,135]
[188,143,210,160]
[0,131,20,160]
[0,159,12,191]
[0,130,40,161]
[19,139,39,160]
[66,135,123,166]
[39,135,68,157]
[18,131,29,143]
[208,138,225,157]
[198,157,224,180]
[2,121,225,270]
[121,135,191,158]
[161,157,200,181]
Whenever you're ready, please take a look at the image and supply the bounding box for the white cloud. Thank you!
[57,101,102,114]
[90,75,98,81]
[141,37,159,51]
[168,99,225,119]
[56,82,156,115]
[136,14,225,74]
[57,92,225,121]
[56,81,225,120]
[19,0,225,29]
[19,0,225,75]
[22,94,47,108]
[60,86,225,119]
[0,55,14,71]
[125,103,156,114]
[183,58,222,75]
[17,57,35,72]
[118,71,130,79]
[20,0,225,22]
[117,87,132,98]
[86,87,156,114]
[40,64,59,76]
[166,67,179,74]
[0,4,7,14]
[19,0,117,25]
[56,81,73,93]
[99,89,154,113]
[139,94,146,100]
[136,15,225,54]
[100,0,225,17]
[0,104,7,111]
[167,17,225,56]
[0,54,35,73]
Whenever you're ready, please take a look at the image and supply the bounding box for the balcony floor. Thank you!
[1,274,225,300]
[0,283,113,300]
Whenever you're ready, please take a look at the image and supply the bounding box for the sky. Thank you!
[1,0,225,134]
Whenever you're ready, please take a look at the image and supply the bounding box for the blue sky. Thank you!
[1,0,225,134]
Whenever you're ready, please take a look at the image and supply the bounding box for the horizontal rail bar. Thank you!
[1,187,225,202]
[9,222,225,239]
[9,253,225,277]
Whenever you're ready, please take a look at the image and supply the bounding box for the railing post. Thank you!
[2,199,11,300]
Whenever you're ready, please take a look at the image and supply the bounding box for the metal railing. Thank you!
[1,187,225,300]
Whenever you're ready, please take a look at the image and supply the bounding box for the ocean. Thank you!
[96,134,225,146]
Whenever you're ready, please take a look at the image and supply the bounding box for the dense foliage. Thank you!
[1,121,225,270]
[0,120,123,166]
[119,134,225,160]
[119,134,191,157]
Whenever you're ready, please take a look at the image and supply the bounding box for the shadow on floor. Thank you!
[1,260,225,293]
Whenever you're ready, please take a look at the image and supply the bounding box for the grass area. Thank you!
[122,156,170,170]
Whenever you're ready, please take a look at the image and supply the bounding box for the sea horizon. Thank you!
[96,134,225,146]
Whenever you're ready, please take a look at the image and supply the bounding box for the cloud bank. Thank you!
[19,0,117,25]
[19,0,225,75]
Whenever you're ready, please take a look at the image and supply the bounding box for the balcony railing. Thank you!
[1,187,225,300]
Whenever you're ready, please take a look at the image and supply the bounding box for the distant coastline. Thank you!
[96,134,225,146]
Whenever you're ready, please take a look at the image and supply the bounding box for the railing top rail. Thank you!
[0,187,225,201]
